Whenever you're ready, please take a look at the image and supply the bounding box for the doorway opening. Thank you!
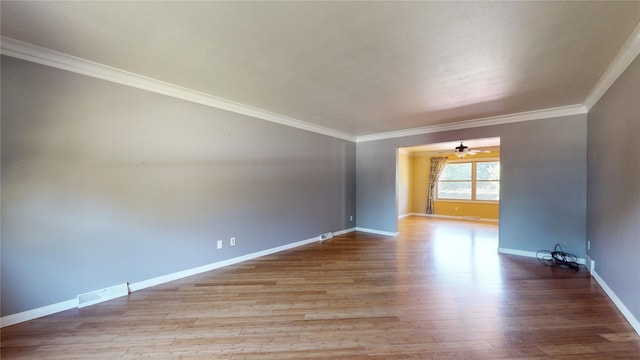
[397,137,501,223]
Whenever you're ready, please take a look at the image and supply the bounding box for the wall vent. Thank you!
[586,256,596,274]
[320,232,334,240]
[77,283,129,308]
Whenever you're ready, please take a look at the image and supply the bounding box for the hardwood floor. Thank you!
[2,217,639,359]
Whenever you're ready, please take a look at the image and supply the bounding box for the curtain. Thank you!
[426,156,448,214]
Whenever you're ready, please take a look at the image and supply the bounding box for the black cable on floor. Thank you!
[536,243,580,271]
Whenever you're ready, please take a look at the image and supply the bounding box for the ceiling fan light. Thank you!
[454,142,469,158]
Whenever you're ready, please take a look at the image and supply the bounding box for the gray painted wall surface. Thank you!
[587,56,640,322]
[1,57,356,316]
[356,115,587,257]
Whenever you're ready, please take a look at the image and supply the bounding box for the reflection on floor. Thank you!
[2,216,639,359]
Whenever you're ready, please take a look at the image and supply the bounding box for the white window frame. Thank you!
[436,158,500,203]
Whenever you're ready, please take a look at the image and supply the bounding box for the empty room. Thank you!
[1,2,639,359]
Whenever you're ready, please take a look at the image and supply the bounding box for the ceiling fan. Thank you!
[453,142,490,158]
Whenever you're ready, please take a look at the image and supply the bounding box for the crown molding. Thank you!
[583,22,640,110]
[5,34,625,145]
[0,36,356,142]
[355,104,587,143]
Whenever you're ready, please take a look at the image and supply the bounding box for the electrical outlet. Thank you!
[350,215,353,221]
[587,241,591,250]
[217,240,223,249]
[230,237,236,246]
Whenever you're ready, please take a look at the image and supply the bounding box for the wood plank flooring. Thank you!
[2,217,639,359]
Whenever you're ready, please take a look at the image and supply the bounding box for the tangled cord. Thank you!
[536,243,580,271]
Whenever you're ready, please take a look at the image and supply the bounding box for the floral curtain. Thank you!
[426,156,448,214]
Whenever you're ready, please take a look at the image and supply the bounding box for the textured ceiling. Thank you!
[1,1,639,137]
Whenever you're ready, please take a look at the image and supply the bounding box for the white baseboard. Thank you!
[497,247,586,265]
[354,227,398,237]
[591,270,640,336]
[0,299,78,328]
[1,227,355,328]
[500,249,639,336]
[128,234,323,292]
[404,213,499,223]
[585,254,595,274]
[406,212,437,218]
[333,227,356,236]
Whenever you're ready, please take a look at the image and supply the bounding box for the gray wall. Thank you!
[356,114,587,257]
[587,56,640,322]
[1,56,356,316]
[9,48,634,323]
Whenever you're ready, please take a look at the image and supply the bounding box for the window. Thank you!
[437,163,472,200]
[475,161,500,201]
[437,161,500,201]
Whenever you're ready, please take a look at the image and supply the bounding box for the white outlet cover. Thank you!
[217,240,223,249]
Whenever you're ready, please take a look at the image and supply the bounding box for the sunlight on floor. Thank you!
[433,221,502,290]
[399,217,503,294]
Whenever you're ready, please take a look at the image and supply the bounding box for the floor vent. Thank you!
[77,283,129,308]
[320,232,334,240]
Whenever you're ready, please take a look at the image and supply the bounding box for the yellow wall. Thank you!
[397,151,412,216]
[410,155,429,213]
[434,201,499,219]
[408,150,500,220]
